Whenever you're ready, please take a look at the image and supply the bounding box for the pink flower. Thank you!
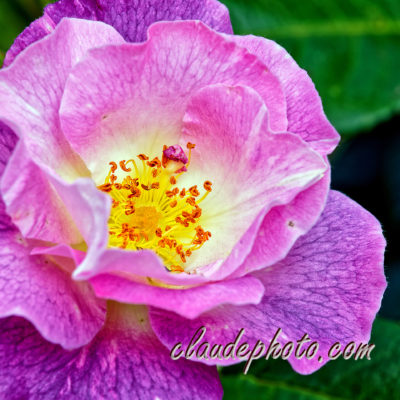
[0,1,386,398]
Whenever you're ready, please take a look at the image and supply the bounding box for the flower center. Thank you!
[97,143,212,273]
[130,206,161,233]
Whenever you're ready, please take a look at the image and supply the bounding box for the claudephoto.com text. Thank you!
[170,327,375,373]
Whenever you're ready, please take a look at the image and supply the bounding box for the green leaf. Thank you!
[0,0,30,55]
[221,0,400,136]
[222,375,337,400]
[14,0,44,20]
[38,0,56,8]
[221,318,400,400]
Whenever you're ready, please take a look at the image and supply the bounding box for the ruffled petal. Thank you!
[179,84,327,275]
[0,18,124,181]
[0,121,17,176]
[1,139,112,248]
[149,191,386,374]
[230,35,340,155]
[76,246,210,286]
[0,304,223,399]
[0,209,106,350]
[230,167,330,278]
[60,21,287,182]
[4,0,232,67]
[1,142,82,244]
[1,120,104,350]
[90,274,264,319]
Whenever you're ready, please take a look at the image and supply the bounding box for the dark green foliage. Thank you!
[222,0,400,136]
[222,318,400,399]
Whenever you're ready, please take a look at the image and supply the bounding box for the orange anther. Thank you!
[125,202,135,216]
[119,160,132,172]
[170,176,177,185]
[186,197,196,206]
[112,199,120,208]
[189,186,200,197]
[170,199,178,208]
[109,161,118,173]
[180,188,186,198]
[192,208,202,218]
[203,180,212,192]
[128,188,141,198]
[147,157,161,168]
[187,142,196,149]
[151,182,160,189]
[165,238,175,249]
[155,228,162,238]
[98,183,113,192]
[138,154,149,161]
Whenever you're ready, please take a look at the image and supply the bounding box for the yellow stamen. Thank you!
[97,143,212,273]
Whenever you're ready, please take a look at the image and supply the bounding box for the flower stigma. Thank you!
[97,143,212,273]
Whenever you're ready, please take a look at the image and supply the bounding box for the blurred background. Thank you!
[1,0,399,398]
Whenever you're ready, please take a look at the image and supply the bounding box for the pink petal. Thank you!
[90,274,264,319]
[1,142,82,244]
[75,246,211,286]
[0,305,223,399]
[0,212,106,350]
[59,21,287,182]
[179,84,327,277]
[0,18,124,181]
[149,191,386,374]
[4,0,233,67]
[230,166,331,278]
[1,120,105,349]
[230,35,340,155]
[0,121,17,176]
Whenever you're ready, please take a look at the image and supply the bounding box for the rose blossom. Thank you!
[0,0,386,398]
